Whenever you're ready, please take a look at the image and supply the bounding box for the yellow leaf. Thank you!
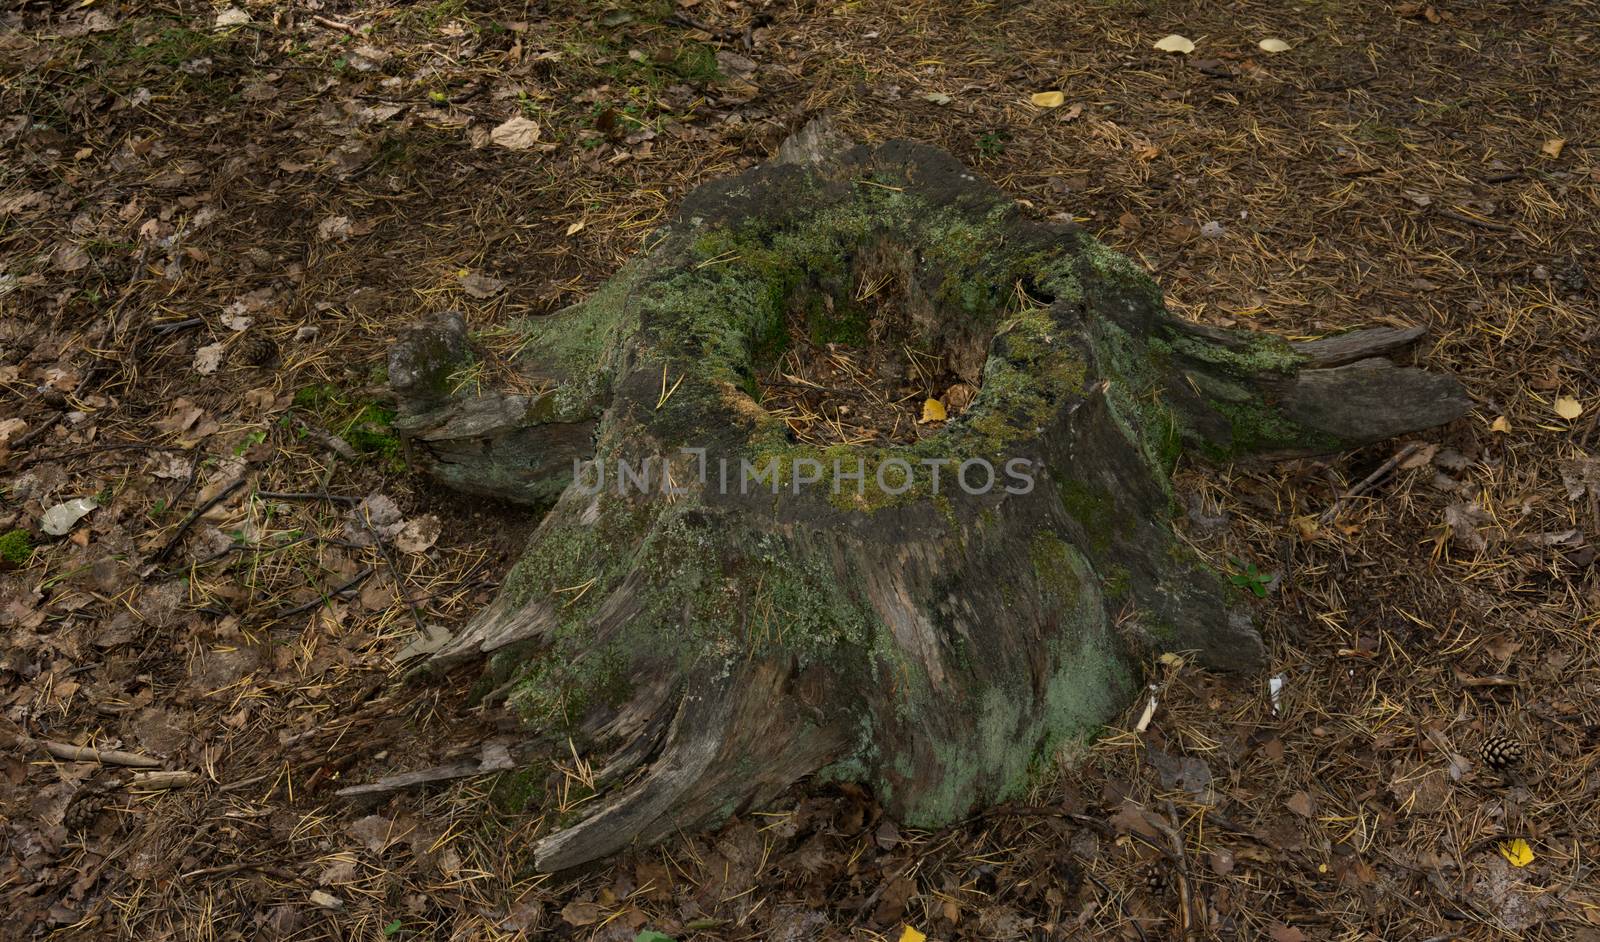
[1541,138,1565,158]
[1030,91,1066,108]
[1490,416,1511,433]
[1258,38,1292,53]
[898,928,928,942]
[1499,838,1535,868]
[1554,396,1583,420]
[919,398,947,424]
[1154,34,1196,54]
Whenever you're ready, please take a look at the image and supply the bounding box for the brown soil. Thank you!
[2,0,1597,940]
[758,279,978,447]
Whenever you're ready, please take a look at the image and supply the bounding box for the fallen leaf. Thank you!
[898,927,928,942]
[1030,91,1065,108]
[316,215,369,241]
[0,417,27,446]
[1490,416,1511,433]
[1443,501,1491,551]
[491,116,541,150]
[1498,838,1535,867]
[42,497,98,536]
[918,398,947,423]
[193,342,226,375]
[1541,138,1565,158]
[1268,925,1307,942]
[941,383,977,415]
[54,243,90,272]
[459,270,504,298]
[1109,800,1161,838]
[923,92,953,105]
[395,514,441,554]
[1561,457,1600,499]
[396,624,453,661]
[1554,396,1583,420]
[561,901,600,927]
[1154,34,1196,54]
[214,7,250,28]
[566,220,586,236]
[1286,790,1315,817]
[1258,37,1292,53]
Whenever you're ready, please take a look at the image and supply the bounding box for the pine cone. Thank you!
[1141,862,1170,895]
[238,333,278,367]
[1481,734,1523,772]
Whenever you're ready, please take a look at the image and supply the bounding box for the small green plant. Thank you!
[292,383,402,461]
[976,129,1011,156]
[233,429,267,456]
[1227,558,1274,598]
[635,932,675,942]
[0,529,33,566]
[383,919,404,937]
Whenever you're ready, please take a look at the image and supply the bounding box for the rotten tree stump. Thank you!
[389,122,1470,871]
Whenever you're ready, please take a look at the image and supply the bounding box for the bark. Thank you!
[389,121,1471,871]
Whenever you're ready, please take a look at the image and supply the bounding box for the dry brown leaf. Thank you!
[490,115,541,150]
[1554,396,1583,419]
[1541,138,1565,158]
[560,901,599,927]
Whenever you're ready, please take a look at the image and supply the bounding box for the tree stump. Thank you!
[390,123,1470,871]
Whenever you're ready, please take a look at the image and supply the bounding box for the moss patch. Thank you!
[0,529,34,566]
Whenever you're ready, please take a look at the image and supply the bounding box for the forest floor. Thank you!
[3,0,1598,939]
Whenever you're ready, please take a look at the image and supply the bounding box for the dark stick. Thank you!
[270,566,376,619]
[16,442,184,471]
[355,500,427,635]
[148,476,248,564]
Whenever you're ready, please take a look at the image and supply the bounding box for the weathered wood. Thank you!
[390,123,1471,871]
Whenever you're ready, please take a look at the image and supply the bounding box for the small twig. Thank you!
[179,859,290,880]
[1082,866,1150,942]
[1320,442,1424,522]
[150,318,203,334]
[148,475,248,564]
[1432,206,1516,233]
[257,490,360,504]
[8,413,62,453]
[355,500,427,635]
[270,566,376,619]
[129,770,199,790]
[1159,798,1197,942]
[312,14,361,35]
[16,442,184,471]
[6,732,163,769]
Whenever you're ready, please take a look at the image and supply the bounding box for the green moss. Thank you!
[340,403,401,457]
[489,763,550,814]
[1056,478,1119,552]
[292,385,403,460]
[1103,564,1132,601]
[0,529,33,566]
[1166,332,1306,376]
[1030,532,1085,602]
[902,539,1129,826]
[1205,397,1338,457]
